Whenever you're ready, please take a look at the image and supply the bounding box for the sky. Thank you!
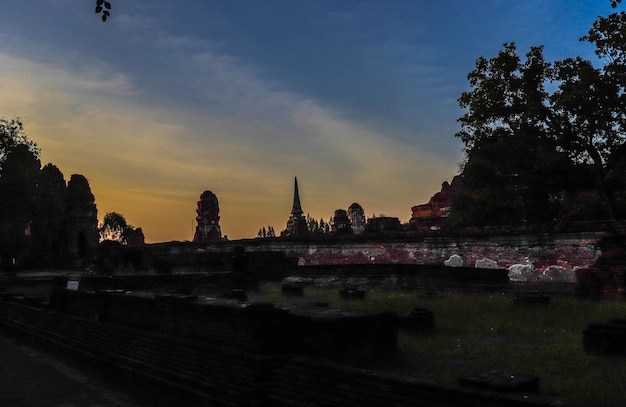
[0,1,617,242]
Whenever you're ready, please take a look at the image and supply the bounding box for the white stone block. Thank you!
[475,257,499,269]
[508,264,535,282]
[444,254,463,267]
[541,265,575,283]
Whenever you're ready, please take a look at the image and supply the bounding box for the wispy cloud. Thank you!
[0,45,457,241]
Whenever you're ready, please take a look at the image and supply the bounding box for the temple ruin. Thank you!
[193,190,222,242]
[64,174,99,262]
[347,203,366,234]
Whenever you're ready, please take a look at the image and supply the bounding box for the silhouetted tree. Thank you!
[454,44,571,226]
[453,15,626,227]
[99,212,133,243]
[550,57,624,219]
[257,225,277,238]
[306,213,320,233]
[456,44,552,152]
[319,218,330,234]
[0,118,39,172]
[267,225,276,237]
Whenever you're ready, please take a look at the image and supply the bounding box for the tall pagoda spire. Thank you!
[285,177,307,236]
[291,177,303,217]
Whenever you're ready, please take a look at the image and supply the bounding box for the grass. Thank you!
[249,284,626,406]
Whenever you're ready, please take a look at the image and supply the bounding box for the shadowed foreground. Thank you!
[0,333,163,407]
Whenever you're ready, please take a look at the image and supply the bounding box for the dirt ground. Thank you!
[0,332,160,407]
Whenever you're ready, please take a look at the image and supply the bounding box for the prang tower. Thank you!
[193,190,222,242]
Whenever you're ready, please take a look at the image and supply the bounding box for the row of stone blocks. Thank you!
[0,299,269,406]
[48,288,398,358]
[0,298,588,407]
[267,357,572,407]
[0,294,587,407]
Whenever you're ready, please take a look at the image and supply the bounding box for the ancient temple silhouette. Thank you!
[285,177,307,236]
[331,209,351,234]
[347,203,366,234]
[65,174,99,261]
[193,191,222,242]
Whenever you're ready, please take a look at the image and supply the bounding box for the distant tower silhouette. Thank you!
[331,209,351,234]
[292,177,303,217]
[65,174,99,261]
[347,203,366,234]
[193,190,222,242]
[285,177,307,236]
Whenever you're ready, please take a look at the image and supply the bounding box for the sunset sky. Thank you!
[0,1,615,242]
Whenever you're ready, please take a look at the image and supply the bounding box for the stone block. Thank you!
[475,257,498,269]
[286,306,398,357]
[444,254,463,267]
[508,264,535,282]
[540,265,576,283]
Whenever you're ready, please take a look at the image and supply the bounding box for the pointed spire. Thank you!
[291,177,303,217]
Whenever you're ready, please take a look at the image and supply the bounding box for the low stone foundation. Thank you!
[0,292,586,407]
[48,288,396,358]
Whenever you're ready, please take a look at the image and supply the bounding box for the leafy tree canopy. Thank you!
[99,212,132,243]
[454,12,626,226]
[457,43,552,153]
[0,118,39,174]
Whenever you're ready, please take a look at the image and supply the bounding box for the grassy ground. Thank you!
[249,284,626,406]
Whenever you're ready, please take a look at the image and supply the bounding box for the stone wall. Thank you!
[98,232,603,284]
[48,288,397,358]
[241,232,602,283]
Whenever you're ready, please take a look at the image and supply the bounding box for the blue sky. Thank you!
[0,1,615,241]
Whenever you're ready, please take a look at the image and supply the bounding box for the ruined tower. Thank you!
[285,177,307,236]
[65,174,99,262]
[331,209,351,234]
[347,203,366,234]
[193,190,222,242]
